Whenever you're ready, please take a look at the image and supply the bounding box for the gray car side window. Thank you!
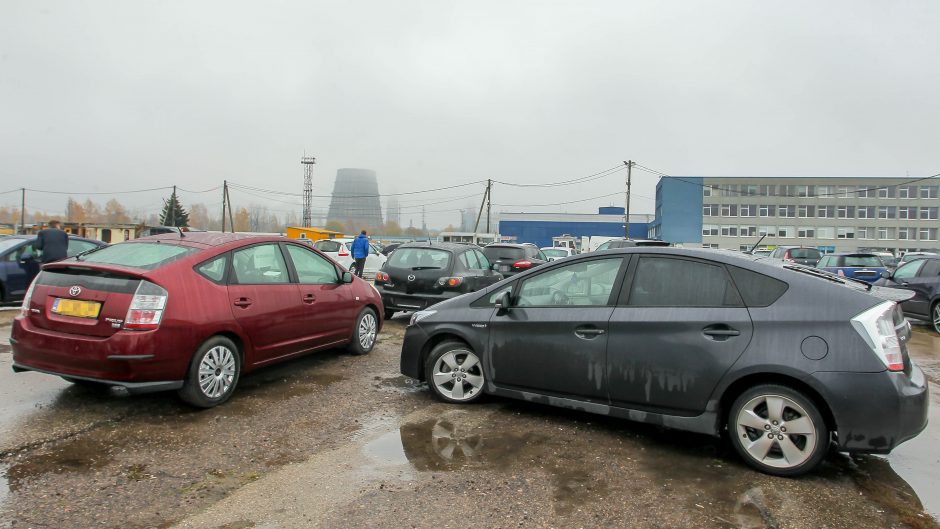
[516,258,623,307]
[727,265,789,307]
[627,256,743,307]
[919,260,940,277]
[894,260,925,281]
[474,250,490,270]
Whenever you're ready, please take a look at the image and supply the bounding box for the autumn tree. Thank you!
[189,203,209,230]
[325,220,346,234]
[83,199,102,223]
[382,220,402,236]
[104,199,130,223]
[159,191,190,227]
[67,197,87,223]
[233,207,250,232]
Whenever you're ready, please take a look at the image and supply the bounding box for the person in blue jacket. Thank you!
[350,230,370,278]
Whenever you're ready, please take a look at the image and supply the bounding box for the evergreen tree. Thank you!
[159,191,190,227]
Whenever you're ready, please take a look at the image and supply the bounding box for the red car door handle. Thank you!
[233,298,253,308]
[303,294,317,304]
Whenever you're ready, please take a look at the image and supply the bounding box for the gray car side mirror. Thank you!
[341,271,354,283]
[880,270,893,279]
[495,291,512,312]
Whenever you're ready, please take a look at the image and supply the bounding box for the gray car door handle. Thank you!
[575,328,606,337]
[703,326,740,339]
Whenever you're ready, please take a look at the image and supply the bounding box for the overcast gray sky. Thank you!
[2,0,938,228]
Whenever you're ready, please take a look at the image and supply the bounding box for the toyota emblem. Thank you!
[69,286,82,297]
[407,274,416,282]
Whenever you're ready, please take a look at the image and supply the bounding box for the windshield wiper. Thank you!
[411,266,443,270]
[74,245,107,261]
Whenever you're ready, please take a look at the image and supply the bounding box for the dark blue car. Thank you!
[0,235,106,302]
[874,256,940,334]
[816,253,887,284]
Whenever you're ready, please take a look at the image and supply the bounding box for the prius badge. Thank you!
[407,274,416,282]
[69,286,82,297]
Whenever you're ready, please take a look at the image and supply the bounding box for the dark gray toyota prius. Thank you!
[399,248,929,476]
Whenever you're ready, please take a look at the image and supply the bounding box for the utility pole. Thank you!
[301,155,316,228]
[623,160,634,238]
[473,181,489,233]
[221,180,228,232]
[485,179,492,233]
[224,184,235,232]
[19,188,25,234]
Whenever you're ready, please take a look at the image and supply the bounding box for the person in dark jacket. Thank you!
[350,230,370,278]
[34,220,69,263]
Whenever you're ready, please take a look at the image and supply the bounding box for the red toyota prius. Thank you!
[10,232,383,407]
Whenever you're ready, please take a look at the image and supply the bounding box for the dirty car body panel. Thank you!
[400,248,928,472]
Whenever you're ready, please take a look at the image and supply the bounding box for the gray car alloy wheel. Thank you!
[735,394,817,469]
[198,345,237,399]
[432,349,484,401]
[359,312,377,350]
[933,303,940,334]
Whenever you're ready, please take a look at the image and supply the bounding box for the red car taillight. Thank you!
[375,271,390,282]
[338,244,350,257]
[19,276,37,318]
[436,276,464,288]
[124,280,168,331]
[512,260,533,270]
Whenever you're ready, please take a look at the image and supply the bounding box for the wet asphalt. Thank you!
[0,310,938,529]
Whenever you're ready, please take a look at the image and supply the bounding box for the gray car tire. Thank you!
[425,341,486,404]
[178,336,241,408]
[728,384,829,477]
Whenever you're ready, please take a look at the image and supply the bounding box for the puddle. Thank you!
[374,374,426,394]
[4,435,114,491]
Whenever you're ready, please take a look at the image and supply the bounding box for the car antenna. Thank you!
[177,227,186,238]
[746,234,766,255]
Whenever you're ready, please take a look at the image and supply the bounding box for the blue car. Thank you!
[0,235,106,302]
[816,253,887,283]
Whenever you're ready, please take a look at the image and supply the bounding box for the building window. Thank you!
[899,185,917,199]
[837,185,855,198]
[878,227,896,240]
[742,185,758,197]
[703,244,719,249]
[877,186,896,199]
[758,204,774,217]
[739,225,757,237]
[898,227,914,240]
[920,228,938,241]
[857,206,875,219]
[920,186,939,199]
[721,204,738,217]
[857,227,875,240]
[739,204,757,217]
[817,227,835,239]
[778,226,795,238]
[797,227,816,238]
[721,185,738,197]
[703,186,713,197]
[921,207,939,220]
[817,205,835,218]
[837,227,855,239]
[796,185,815,198]
[702,224,719,236]
[759,185,776,197]
[797,205,816,218]
[856,186,874,198]
[777,205,796,218]
[878,206,896,219]
[836,205,855,218]
[899,207,916,220]
[720,225,739,237]
[703,204,719,216]
[757,225,776,236]
[817,185,834,197]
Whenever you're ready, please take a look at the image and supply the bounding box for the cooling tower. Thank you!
[326,168,384,229]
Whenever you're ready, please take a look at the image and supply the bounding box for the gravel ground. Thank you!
[0,315,938,529]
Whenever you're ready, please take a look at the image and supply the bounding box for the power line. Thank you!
[24,185,174,195]
[493,164,625,188]
[228,179,487,199]
[493,191,627,208]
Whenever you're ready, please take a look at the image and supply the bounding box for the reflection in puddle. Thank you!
[733,487,779,529]
[4,436,113,492]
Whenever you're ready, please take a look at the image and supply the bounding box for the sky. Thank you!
[2,0,938,228]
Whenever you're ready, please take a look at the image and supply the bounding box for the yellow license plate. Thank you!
[52,298,102,319]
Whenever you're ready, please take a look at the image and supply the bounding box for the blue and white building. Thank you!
[650,176,940,253]
[499,207,654,248]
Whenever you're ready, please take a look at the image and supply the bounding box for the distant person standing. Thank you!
[34,220,69,263]
[350,230,370,278]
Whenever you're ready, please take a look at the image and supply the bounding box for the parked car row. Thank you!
[8,234,933,478]
[0,234,107,302]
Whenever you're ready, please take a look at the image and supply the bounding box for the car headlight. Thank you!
[409,310,437,326]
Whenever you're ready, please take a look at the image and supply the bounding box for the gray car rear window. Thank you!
[727,266,789,307]
[81,243,197,270]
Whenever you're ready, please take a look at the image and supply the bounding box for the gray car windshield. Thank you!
[0,238,25,253]
[388,248,451,270]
